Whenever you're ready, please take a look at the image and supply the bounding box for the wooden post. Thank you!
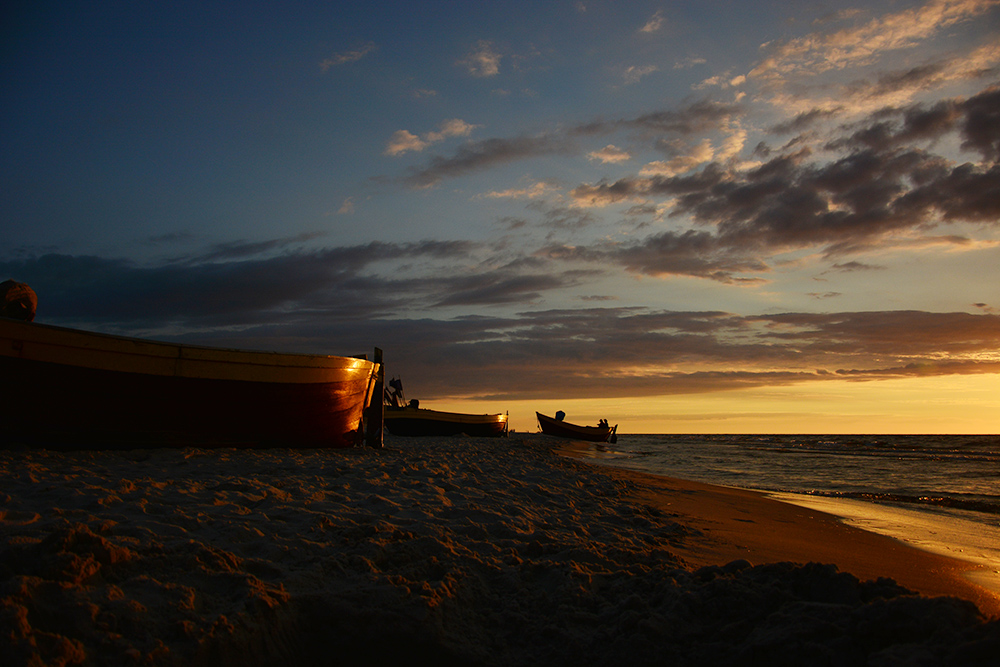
[365,347,384,448]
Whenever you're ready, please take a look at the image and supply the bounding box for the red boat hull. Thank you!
[0,318,379,449]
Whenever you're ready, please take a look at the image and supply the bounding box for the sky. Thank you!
[2,0,999,434]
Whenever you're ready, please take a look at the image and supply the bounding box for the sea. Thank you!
[575,434,1000,592]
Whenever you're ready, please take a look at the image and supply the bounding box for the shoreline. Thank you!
[554,437,1000,618]
[767,491,1000,603]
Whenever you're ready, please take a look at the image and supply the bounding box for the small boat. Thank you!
[383,406,509,437]
[0,317,382,449]
[382,378,508,437]
[536,411,617,443]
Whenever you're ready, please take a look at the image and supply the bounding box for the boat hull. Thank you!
[0,318,379,449]
[383,407,508,437]
[536,412,616,443]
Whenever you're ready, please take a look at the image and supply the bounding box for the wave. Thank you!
[808,490,1000,517]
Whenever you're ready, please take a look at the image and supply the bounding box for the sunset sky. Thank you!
[3,0,999,433]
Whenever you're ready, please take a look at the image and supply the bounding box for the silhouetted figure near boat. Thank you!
[384,376,407,408]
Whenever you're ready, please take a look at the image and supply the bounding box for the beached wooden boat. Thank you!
[381,376,507,437]
[0,317,381,449]
[383,406,509,437]
[536,412,617,443]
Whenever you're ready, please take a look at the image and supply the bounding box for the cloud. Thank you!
[640,10,665,33]
[431,269,589,308]
[459,40,501,77]
[7,250,998,401]
[402,134,574,188]
[827,261,885,272]
[385,119,479,156]
[384,130,428,156]
[749,0,996,82]
[320,42,377,71]
[765,40,1000,120]
[742,2,1000,122]
[623,65,658,84]
[389,97,741,189]
[695,72,746,90]
[640,139,715,177]
[535,205,598,230]
[716,126,747,161]
[540,230,770,284]
[576,99,742,136]
[2,241,481,330]
[195,233,327,262]
[961,84,1000,162]
[427,119,478,142]
[337,197,355,215]
[560,80,1000,281]
[769,108,844,135]
[364,308,1000,400]
[479,181,559,200]
[588,145,631,163]
[751,310,1000,360]
[674,56,707,69]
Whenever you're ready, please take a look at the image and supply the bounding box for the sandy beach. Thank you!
[2,433,998,666]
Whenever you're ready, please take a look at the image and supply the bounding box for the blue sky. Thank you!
[3,1,1000,432]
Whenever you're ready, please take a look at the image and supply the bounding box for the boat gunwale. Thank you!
[384,406,508,425]
[0,317,376,384]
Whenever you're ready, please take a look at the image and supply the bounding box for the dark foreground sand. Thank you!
[1,434,998,666]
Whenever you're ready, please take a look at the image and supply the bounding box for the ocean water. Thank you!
[576,434,1000,591]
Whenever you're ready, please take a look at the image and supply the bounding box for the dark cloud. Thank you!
[6,249,996,400]
[749,310,1000,359]
[859,62,951,100]
[403,135,574,188]
[960,85,1000,162]
[300,307,1000,401]
[572,99,742,137]
[534,204,597,231]
[0,240,480,329]
[195,232,328,262]
[356,308,1000,400]
[558,82,1000,281]
[829,100,963,154]
[540,230,769,284]
[430,269,593,307]
[826,261,884,272]
[829,86,1000,160]
[769,108,841,135]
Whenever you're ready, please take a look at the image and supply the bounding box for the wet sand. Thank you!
[555,440,1000,617]
[1,433,998,666]
[603,466,1000,618]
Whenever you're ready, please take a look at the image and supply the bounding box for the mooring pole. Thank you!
[365,347,384,448]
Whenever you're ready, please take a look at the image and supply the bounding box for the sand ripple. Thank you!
[1,435,997,666]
